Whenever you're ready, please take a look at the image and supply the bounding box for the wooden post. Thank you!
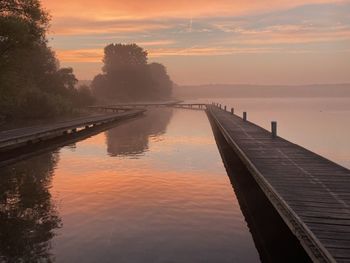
[271,121,277,138]
[243,112,247,121]
[231,108,234,114]
[224,106,227,111]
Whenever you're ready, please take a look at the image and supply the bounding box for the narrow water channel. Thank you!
[0,108,263,262]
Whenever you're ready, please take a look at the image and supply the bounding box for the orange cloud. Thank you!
[42,0,344,20]
[55,25,350,63]
[56,49,103,63]
[137,40,176,46]
[50,20,171,35]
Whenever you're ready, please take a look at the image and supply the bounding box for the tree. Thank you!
[92,43,173,102]
[148,63,172,99]
[0,0,94,119]
[0,0,49,59]
[102,43,148,73]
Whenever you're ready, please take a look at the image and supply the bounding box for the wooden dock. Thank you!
[89,100,182,110]
[0,109,145,151]
[172,103,206,110]
[206,104,350,263]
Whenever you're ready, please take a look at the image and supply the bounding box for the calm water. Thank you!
[0,108,260,262]
[1,98,348,262]
[190,97,350,169]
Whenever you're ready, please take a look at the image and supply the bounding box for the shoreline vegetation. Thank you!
[0,0,95,120]
[0,0,174,122]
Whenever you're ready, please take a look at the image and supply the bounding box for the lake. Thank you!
[0,108,260,262]
[0,97,348,262]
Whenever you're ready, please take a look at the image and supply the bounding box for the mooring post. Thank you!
[224,105,227,111]
[231,108,234,114]
[243,112,247,121]
[271,121,277,138]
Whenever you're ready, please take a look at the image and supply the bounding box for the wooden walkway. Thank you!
[172,103,206,110]
[89,100,182,110]
[206,105,350,263]
[0,109,145,151]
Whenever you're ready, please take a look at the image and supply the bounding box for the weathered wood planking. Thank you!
[206,105,350,263]
[0,109,145,151]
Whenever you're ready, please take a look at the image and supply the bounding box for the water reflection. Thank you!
[50,108,260,262]
[106,108,173,156]
[0,152,62,262]
[0,108,262,262]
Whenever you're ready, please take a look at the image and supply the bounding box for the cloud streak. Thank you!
[43,0,345,20]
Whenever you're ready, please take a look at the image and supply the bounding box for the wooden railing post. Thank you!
[243,112,247,121]
[224,105,227,111]
[231,108,234,114]
[271,121,277,138]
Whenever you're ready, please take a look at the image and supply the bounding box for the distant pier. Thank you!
[0,109,145,151]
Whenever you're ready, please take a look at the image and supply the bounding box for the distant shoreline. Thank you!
[173,83,350,99]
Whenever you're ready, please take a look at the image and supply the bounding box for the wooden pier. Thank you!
[206,104,350,263]
[0,109,145,151]
[89,100,182,111]
[172,103,206,110]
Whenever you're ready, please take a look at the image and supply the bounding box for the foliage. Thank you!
[92,43,173,102]
[0,0,94,119]
[102,43,148,73]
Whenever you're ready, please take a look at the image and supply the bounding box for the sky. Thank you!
[42,0,350,85]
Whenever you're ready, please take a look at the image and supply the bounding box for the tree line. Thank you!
[0,0,173,120]
[0,0,94,119]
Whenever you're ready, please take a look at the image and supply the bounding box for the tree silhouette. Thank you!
[92,43,173,102]
[148,63,172,99]
[102,43,148,73]
[0,0,94,119]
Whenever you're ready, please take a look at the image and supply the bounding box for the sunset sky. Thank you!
[42,0,350,85]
